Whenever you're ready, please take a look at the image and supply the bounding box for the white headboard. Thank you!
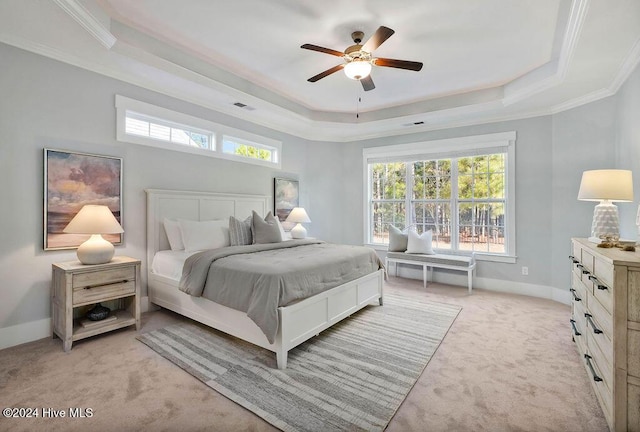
[145,189,270,267]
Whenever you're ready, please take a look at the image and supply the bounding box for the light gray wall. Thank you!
[615,62,640,238]
[550,96,618,290]
[0,43,325,329]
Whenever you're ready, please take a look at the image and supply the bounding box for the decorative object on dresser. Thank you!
[138,293,461,432]
[44,149,122,250]
[63,205,124,264]
[569,238,640,431]
[51,256,140,352]
[286,207,311,239]
[577,169,633,244]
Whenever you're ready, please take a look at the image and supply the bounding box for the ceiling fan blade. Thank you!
[301,44,345,57]
[361,75,375,91]
[308,64,345,82]
[374,57,423,71]
[362,26,395,52]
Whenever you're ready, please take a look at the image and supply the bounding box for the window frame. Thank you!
[116,95,282,169]
[363,132,516,263]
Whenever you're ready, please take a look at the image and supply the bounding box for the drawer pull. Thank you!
[584,354,603,382]
[569,255,579,264]
[587,275,608,291]
[584,313,603,334]
[570,319,581,336]
[570,288,582,302]
[576,264,590,275]
[84,280,130,290]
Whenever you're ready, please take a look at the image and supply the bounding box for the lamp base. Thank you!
[291,223,307,239]
[589,201,620,240]
[77,234,115,265]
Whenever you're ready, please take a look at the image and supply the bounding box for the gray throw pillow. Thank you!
[252,211,283,244]
[229,215,252,246]
[388,225,408,252]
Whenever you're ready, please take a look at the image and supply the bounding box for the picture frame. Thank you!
[274,178,299,229]
[44,149,123,250]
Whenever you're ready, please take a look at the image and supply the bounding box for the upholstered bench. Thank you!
[385,252,476,293]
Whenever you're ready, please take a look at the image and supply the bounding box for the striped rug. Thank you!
[137,294,461,432]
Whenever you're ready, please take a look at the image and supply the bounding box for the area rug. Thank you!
[137,293,461,432]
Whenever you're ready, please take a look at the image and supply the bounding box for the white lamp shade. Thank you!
[63,205,123,264]
[286,207,311,224]
[577,169,633,202]
[344,60,372,80]
[63,205,124,234]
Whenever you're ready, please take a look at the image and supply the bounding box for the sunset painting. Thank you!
[44,149,122,250]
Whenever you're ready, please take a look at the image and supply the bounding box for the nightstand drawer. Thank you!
[72,267,136,306]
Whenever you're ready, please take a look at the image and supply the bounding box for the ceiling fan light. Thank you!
[344,60,372,80]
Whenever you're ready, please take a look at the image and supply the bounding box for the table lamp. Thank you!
[286,207,311,239]
[577,169,633,243]
[63,205,124,264]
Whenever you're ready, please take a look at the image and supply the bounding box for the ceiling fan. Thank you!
[301,26,423,91]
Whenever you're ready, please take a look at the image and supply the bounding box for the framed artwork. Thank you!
[274,178,299,228]
[44,149,123,250]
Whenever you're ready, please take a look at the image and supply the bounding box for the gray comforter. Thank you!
[179,239,383,343]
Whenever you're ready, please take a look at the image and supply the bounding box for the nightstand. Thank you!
[51,256,141,352]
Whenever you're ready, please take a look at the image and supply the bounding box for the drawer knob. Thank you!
[570,319,582,336]
[584,313,603,334]
[584,354,603,382]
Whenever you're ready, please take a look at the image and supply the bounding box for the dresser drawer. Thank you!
[588,295,613,342]
[629,328,640,379]
[72,267,136,306]
[589,273,613,315]
[572,301,588,354]
[593,257,614,291]
[584,351,613,425]
[588,331,613,390]
[581,249,595,274]
[571,272,589,306]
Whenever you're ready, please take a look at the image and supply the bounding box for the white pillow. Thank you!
[406,229,435,254]
[275,218,287,241]
[163,218,184,251]
[178,219,230,252]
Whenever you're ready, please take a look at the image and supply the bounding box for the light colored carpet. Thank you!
[0,279,609,432]
[137,294,461,432]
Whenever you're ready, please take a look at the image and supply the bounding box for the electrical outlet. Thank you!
[522,266,529,276]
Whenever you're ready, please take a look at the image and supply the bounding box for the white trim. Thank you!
[52,0,116,49]
[115,95,282,169]
[389,267,569,304]
[0,318,51,350]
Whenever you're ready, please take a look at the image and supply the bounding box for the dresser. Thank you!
[570,238,640,431]
[52,256,141,352]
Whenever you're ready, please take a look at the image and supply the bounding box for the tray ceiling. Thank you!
[1,0,639,141]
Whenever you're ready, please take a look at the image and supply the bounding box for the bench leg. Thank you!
[468,269,473,293]
[423,265,427,289]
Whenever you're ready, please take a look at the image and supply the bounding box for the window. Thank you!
[125,111,213,149]
[222,135,278,165]
[364,132,516,262]
[116,95,281,168]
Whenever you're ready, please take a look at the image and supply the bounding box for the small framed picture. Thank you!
[44,149,123,250]
[274,178,299,229]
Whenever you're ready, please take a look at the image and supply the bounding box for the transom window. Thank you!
[116,95,282,168]
[364,132,516,261]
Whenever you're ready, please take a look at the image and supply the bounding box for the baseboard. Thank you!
[394,266,570,304]
[0,318,51,351]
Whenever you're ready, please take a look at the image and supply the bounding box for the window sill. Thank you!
[365,243,517,264]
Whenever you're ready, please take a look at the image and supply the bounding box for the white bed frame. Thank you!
[145,189,384,369]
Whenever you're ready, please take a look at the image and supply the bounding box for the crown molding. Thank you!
[53,0,116,49]
[503,0,590,106]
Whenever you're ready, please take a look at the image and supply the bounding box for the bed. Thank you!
[145,189,385,369]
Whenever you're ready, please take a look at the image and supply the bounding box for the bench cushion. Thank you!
[387,252,474,268]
